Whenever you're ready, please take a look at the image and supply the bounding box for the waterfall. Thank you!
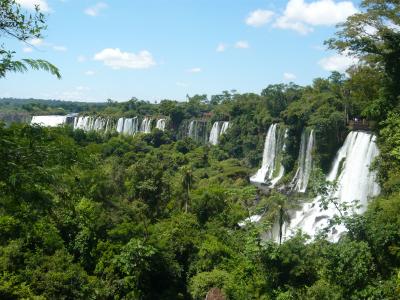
[155,119,166,131]
[188,120,208,143]
[116,117,139,135]
[285,131,380,242]
[209,121,230,145]
[220,121,229,135]
[31,115,68,127]
[188,120,195,138]
[140,117,152,133]
[209,122,221,145]
[74,116,115,132]
[291,129,315,193]
[250,124,287,186]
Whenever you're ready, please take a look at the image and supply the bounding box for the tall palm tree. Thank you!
[264,192,298,245]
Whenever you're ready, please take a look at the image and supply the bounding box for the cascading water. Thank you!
[74,116,115,132]
[291,129,315,193]
[31,115,68,127]
[140,117,152,133]
[209,121,230,145]
[116,117,139,135]
[188,120,208,143]
[285,131,380,242]
[209,122,221,145]
[156,119,166,131]
[188,120,195,138]
[220,121,229,135]
[250,124,287,187]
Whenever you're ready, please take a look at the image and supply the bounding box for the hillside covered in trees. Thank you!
[1,0,400,299]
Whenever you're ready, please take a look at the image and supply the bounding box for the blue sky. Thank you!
[0,0,361,102]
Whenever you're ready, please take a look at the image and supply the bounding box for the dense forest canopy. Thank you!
[1,0,400,299]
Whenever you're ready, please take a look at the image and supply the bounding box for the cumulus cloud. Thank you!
[235,41,249,49]
[24,38,67,53]
[29,38,44,46]
[283,72,297,81]
[188,67,202,73]
[246,9,274,27]
[94,48,156,69]
[274,0,358,34]
[16,0,50,12]
[85,70,95,76]
[318,52,358,72]
[216,43,227,52]
[85,2,108,16]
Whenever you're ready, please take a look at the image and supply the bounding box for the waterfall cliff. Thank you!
[31,115,69,127]
[187,120,208,143]
[220,121,229,135]
[140,117,152,133]
[74,116,114,132]
[291,129,315,193]
[156,119,166,131]
[285,131,380,242]
[250,124,287,187]
[116,117,139,135]
[209,121,230,145]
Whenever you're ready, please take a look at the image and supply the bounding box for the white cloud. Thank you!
[23,47,33,53]
[76,86,91,91]
[318,53,358,72]
[216,43,227,52]
[235,41,249,49]
[41,86,94,101]
[85,70,95,76]
[246,9,274,27]
[16,0,50,12]
[52,45,67,52]
[176,82,188,87]
[188,67,202,73]
[283,72,297,81]
[274,0,358,35]
[85,2,108,16]
[94,48,156,69]
[29,38,44,46]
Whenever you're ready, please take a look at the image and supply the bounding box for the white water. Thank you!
[73,116,115,133]
[188,120,195,138]
[209,121,230,145]
[285,131,380,242]
[188,120,207,142]
[291,129,315,193]
[250,124,286,186]
[140,117,152,133]
[156,119,166,131]
[238,214,262,227]
[116,117,139,135]
[31,115,68,127]
[209,122,221,145]
[220,121,229,135]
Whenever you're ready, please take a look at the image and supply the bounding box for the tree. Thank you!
[0,0,60,78]
[327,0,400,119]
[262,192,298,245]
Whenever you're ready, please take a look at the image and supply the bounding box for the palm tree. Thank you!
[264,192,298,245]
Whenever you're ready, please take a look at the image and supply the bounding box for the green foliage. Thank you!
[0,1,60,79]
[1,2,400,297]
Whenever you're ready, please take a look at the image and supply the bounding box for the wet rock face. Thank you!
[205,288,226,300]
